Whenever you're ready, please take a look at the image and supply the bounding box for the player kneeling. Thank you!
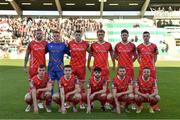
[135,67,160,114]
[24,64,52,113]
[85,67,108,113]
[52,65,81,113]
[107,66,134,114]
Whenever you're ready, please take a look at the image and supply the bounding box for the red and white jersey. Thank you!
[68,40,89,68]
[114,42,136,69]
[27,40,47,68]
[89,76,106,94]
[113,75,131,93]
[136,76,157,94]
[90,41,113,69]
[31,73,50,89]
[60,75,79,94]
[137,43,158,69]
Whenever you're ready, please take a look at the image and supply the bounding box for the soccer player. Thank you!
[24,64,52,113]
[68,30,89,109]
[134,67,160,113]
[52,65,81,113]
[107,66,134,113]
[137,31,158,79]
[46,30,70,94]
[24,29,47,81]
[87,29,115,85]
[86,67,108,113]
[114,29,137,80]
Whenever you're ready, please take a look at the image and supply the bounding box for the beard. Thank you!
[36,36,42,41]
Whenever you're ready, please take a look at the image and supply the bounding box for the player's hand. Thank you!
[24,66,28,73]
[146,93,150,98]
[61,107,66,114]
[89,94,94,100]
[116,93,122,97]
[86,106,91,113]
[88,66,92,72]
[34,107,39,113]
[143,94,148,98]
[65,94,70,100]
[116,106,121,114]
[36,89,40,94]
[112,65,115,71]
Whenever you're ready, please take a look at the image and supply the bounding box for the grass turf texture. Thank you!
[0,59,180,119]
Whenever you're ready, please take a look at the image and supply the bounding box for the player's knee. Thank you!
[100,93,107,98]
[107,93,113,100]
[74,93,81,100]
[45,92,52,98]
[134,94,139,100]
[24,93,31,101]
[128,94,134,100]
[52,93,59,100]
[155,95,160,101]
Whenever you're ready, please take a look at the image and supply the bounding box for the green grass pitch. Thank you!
[0,59,180,119]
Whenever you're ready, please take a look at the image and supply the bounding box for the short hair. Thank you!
[94,67,102,72]
[75,30,81,33]
[143,31,150,35]
[64,65,71,69]
[118,66,126,70]
[53,30,59,34]
[143,67,150,70]
[97,29,105,34]
[121,29,129,34]
[39,64,46,69]
[35,29,42,33]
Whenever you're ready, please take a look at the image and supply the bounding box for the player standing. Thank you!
[52,65,81,113]
[137,31,158,79]
[87,29,115,85]
[24,65,52,113]
[46,30,70,93]
[24,29,47,81]
[134,67,160,113]
[68,30,89,109]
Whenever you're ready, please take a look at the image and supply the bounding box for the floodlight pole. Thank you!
[140,0,151,18]
[100,0,104,19]
[55,0,63,17]
[9,0,22,16]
